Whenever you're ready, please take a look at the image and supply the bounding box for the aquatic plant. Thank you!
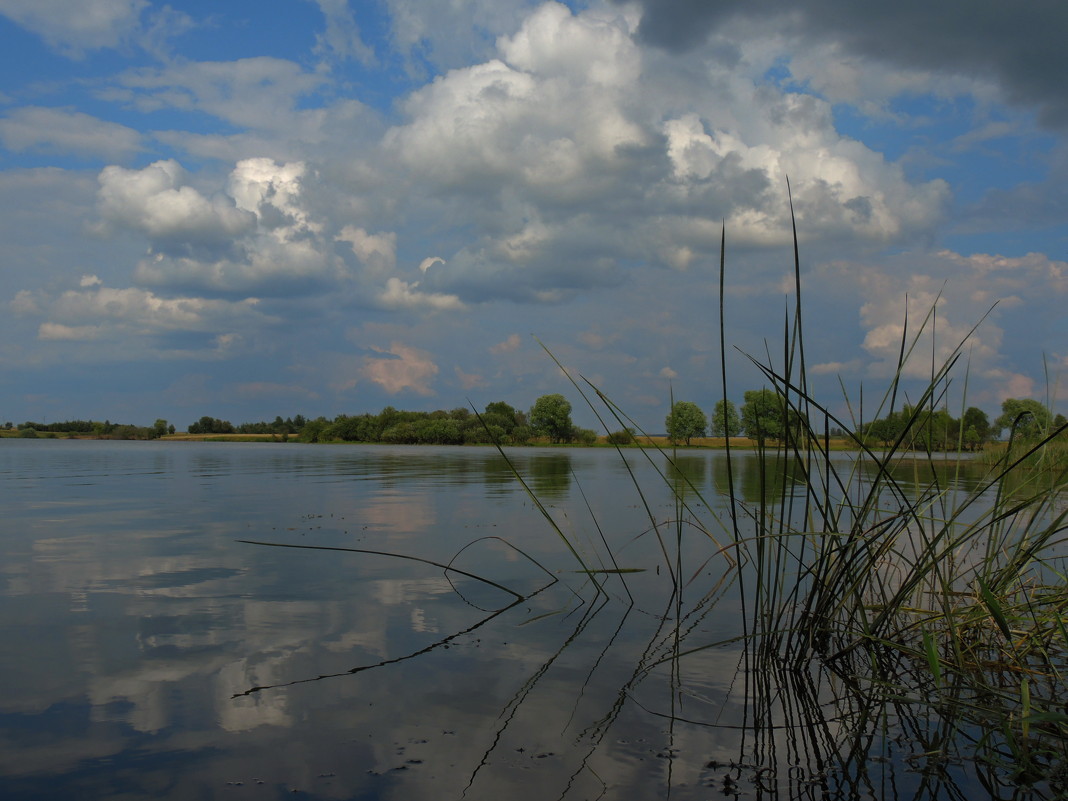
[241,202,1068,799]
[527,205,1068,796]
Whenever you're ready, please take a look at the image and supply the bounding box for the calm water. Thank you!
[0,440,1029,799]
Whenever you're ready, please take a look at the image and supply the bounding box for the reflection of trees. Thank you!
[665,455,707,503]
[709,452,808,505]
[480,453,519,495]
[527,453,571,498]
[853,454,991,496]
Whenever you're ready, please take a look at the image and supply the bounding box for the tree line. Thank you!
[8,393,1061,449]
[858,398,1066,451]
[185,395,600,446]
[664,393,1065,450]
[4,419,174,439]
[663,391,821,446]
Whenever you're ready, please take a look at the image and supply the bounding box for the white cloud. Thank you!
[362,342,439,395]
[132,242,338,297]
[498,2,640,87]
[490,333,521,354]
[38,322,103,341]
[97,160,255,247]
[805,248,1068,403]
[96,159,348,296]
[106,58,327,135]
[381,1,950,307]
[10,289,39,315]
[19,279,275,360]
[0,107,142,160]
[454,366,487,390]
[310,0,375,65]
[419,256,444,273]
[0,0,147,55]
[379,277,465,311]
[228,158,316,234]
[3,0,1065,424]
[382,0,538,71]
[338,226,397,277]
[936,250,1068,295]
[49,285,256,329]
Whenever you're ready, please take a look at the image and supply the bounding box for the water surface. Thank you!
[0,440,1021,799]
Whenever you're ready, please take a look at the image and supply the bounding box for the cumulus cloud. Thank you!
[384,4,648,197]
[4,0,1065,423]
[95,158,351,296]
[0,107,142,160]
[97,160,255,252]
[382,1,949,306]
[338,226,397,278]
[228,158,315,233]
[362,342,439,395]
[499,2,640,87]
[802,246,1068,408]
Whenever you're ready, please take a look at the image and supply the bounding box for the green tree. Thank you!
[740,389,784,445]
[995,398,1052,440]
[665,401,707,445]
[960,407,991,449]
[188,416,233,435]
[865,411,905,448]
[299,417,331,443]
[153,419,169,438]
[572,427,598,446]
[530,394,573,444]
[710,399,741,438]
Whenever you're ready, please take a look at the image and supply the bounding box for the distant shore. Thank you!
[0,430,867,451]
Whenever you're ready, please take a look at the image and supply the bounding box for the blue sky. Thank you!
[2,0,1066,431]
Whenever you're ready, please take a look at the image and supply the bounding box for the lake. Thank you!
[0,439,1051,799]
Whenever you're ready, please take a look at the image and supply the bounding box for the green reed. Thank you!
[530,202,1068,794]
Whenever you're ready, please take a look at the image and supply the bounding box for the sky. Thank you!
[1,0,1066,432]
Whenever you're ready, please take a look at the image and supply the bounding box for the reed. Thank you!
[527,203,1068,794]
[242,204,1068,797]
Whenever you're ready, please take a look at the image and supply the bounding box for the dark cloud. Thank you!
[619,0,1068,126]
